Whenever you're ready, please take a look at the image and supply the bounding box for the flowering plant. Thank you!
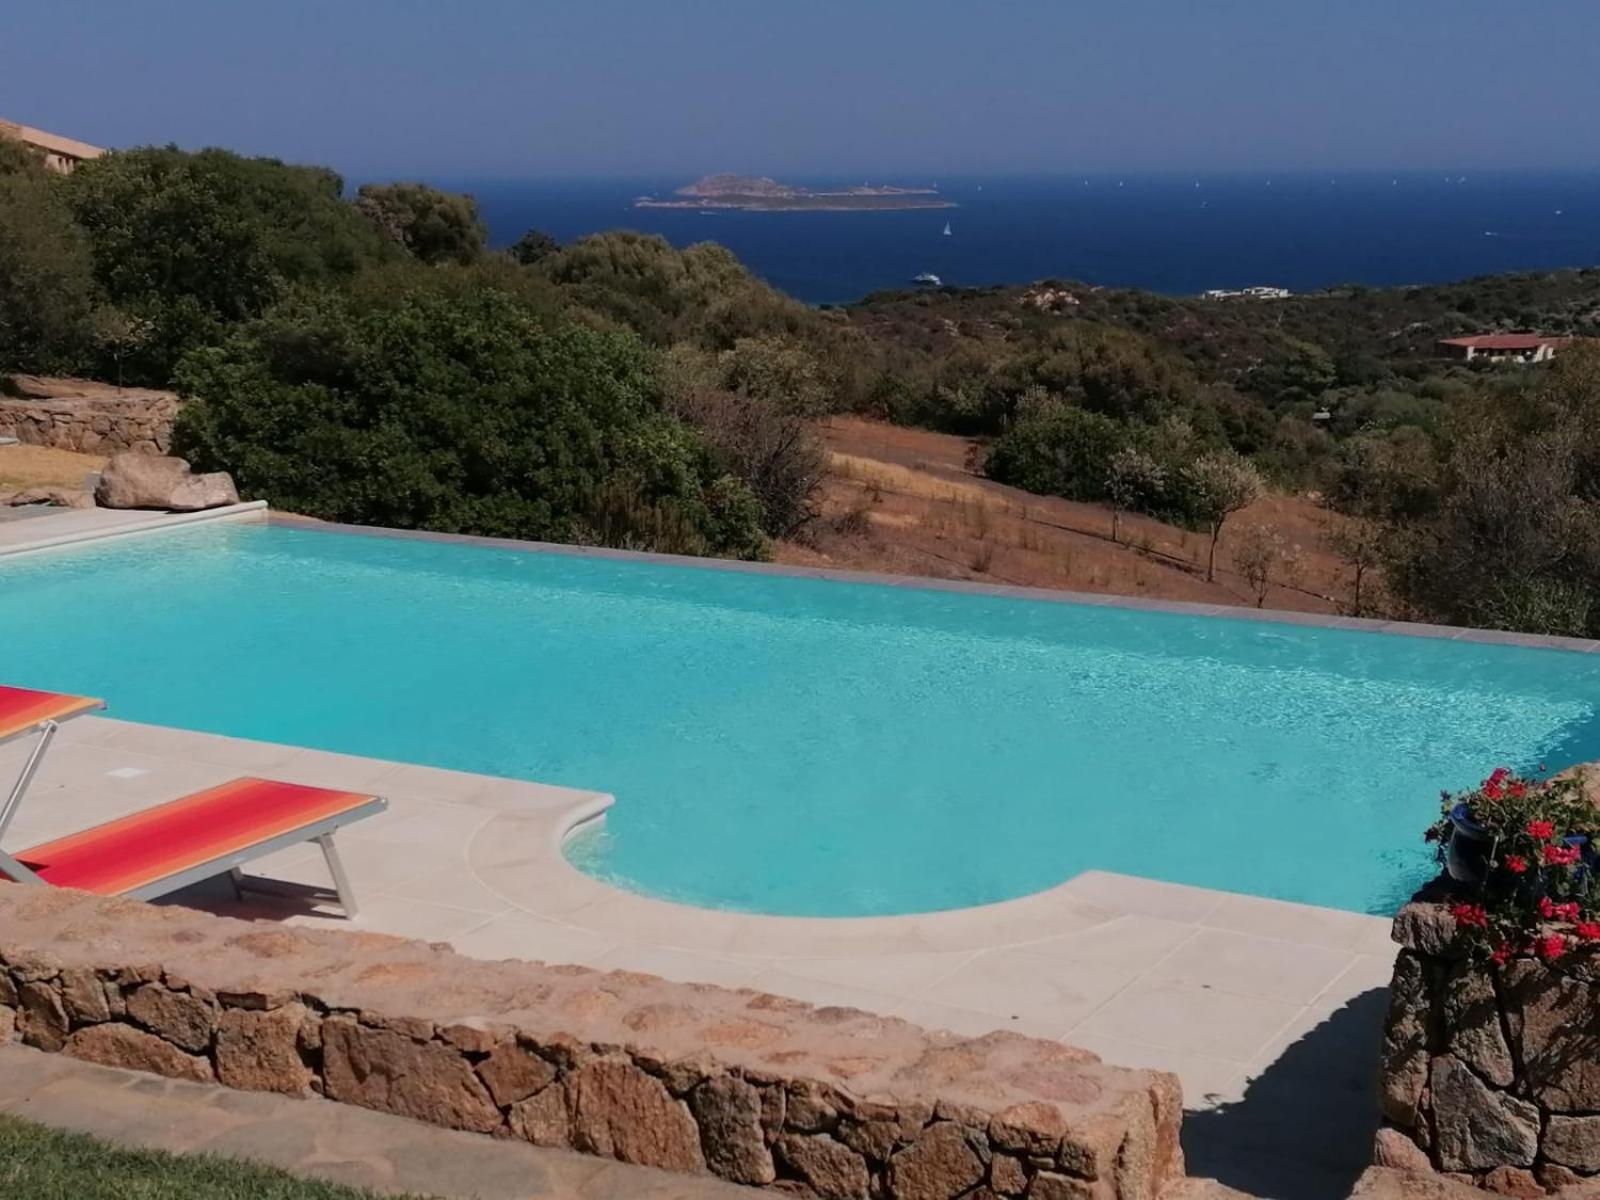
[1426,766,1599,964]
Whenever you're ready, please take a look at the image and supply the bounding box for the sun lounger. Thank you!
[0,685,385,917]
[0,684,105,846]
[0,776,386,917]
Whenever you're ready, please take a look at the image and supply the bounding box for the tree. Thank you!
[171,287,768,560]
[659,342,827,539]
[542,231,815,350]
[354,182,487,265]
[1182,450,1263,581]
[666,388,826,540]
[1105,447,1164,545]
[65,147,394,381]
[1324,518,1385,616]
[508,228,559,265]
[717,335,835,415]
[1234,523,1300,607]
[1382,345,1600,637]
[90,306,154,390]
[0,169,99,373]
[985,404,1127,502]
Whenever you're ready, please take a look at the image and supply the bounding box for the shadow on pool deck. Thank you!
[1182,988,1388,1200]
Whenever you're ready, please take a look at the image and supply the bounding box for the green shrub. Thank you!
[984,404,1127,502]
[173,287,768,559]
[353,182,487,265]
[0,169,99,373]
[65,147,395,381]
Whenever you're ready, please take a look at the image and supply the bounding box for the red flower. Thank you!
[1489,767,1512,783]
[1509,781,1529,799]
[1528,820,1556,840]
[1504,855,1529,874]
[1490,942,1514,966]
[1541,898,1581,922]
[1544,843,1581,867]
[1451,902,1489,929]
[1576,922,1600,942]
[1539,934,1568,961]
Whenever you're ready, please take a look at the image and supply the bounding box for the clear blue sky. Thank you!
[4,0,1597,179]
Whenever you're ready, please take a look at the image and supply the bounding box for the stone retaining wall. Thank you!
[0,886,1187,1199]
[0,394,178,455]
[1379,891,1600,1196]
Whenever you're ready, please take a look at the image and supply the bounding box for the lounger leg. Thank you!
[228,866,245,900]
[0,720,57,845]
[316,833,359,919]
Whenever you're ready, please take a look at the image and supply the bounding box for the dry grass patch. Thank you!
[0,445,106,491]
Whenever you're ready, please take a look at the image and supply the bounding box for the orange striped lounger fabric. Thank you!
[12,777,381,893]
[1,684,106,848]
[0,684,104,742]
[0,684,385,916]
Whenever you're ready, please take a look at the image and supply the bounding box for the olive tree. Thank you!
[1182,450,1263,582]
[1105,446,1165,545]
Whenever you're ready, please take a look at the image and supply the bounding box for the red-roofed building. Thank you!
[1437,334,1574,364]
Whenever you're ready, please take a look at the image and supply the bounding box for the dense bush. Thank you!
[1384,344,1600,637]
[172,288,768,559]
[984,402,1127,502]
[0,162,98,373]
[659,341,829,539]
[63,148,396,380]
[11,130,1600,616]
[354,182,487,265]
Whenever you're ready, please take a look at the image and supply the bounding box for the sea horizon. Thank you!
[389,169,1600,306]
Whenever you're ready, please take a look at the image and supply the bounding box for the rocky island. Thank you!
[635,173,955,211]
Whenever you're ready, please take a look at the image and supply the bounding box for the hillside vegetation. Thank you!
[3,135,1600,635]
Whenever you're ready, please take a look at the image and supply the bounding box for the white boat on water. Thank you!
[942,221,952,236]
[913,272,942,287]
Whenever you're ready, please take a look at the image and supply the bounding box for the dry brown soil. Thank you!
[0,444,106,491]
[774,416,1360,615]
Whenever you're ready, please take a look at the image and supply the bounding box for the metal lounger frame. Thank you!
[0,797,387,919]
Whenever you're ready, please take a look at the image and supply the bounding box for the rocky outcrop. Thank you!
[93,454,239,511]
[1379,893,1600,1195]
[0,886,1186,1199]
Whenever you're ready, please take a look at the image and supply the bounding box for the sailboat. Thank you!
[942,221,952,237]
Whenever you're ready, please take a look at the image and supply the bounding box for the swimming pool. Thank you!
[6,522,1599,917]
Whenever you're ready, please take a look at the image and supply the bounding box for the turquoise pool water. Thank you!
[5,524,1600,917]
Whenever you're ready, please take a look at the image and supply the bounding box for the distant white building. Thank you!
[1201,286,1292,301]
[0,119,104,174]
[1437,334,1573,365]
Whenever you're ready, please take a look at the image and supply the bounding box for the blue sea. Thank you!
[437,172,1600,304]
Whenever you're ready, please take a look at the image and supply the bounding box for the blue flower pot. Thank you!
[1445,803,1493,884]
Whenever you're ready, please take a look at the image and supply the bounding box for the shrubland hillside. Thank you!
[3,133,1599,635]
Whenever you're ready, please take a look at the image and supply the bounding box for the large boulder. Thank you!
[93,453,238,511]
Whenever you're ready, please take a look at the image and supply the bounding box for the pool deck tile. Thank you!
[1070,976,1306,1062]
[1144,928,1357,1006]
[2,712,1398,1195]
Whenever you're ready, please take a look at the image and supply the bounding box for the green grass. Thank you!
[0,1114,431,1199]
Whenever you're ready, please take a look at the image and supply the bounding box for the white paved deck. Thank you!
[0,501,267,553]
[1,714,1394,1197]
